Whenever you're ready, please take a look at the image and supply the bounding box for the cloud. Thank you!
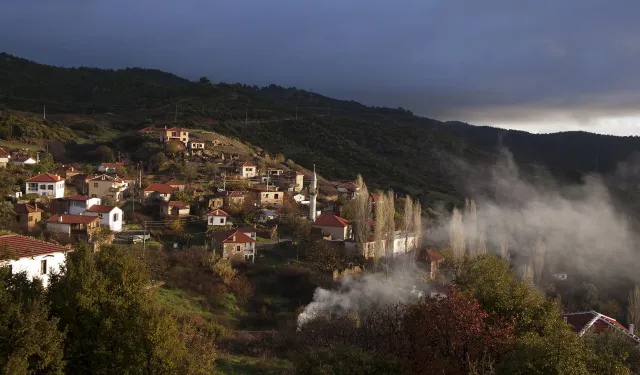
[2,1,640,134]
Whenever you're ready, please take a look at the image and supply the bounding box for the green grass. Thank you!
[256,237,271,243]
[216,355,292,375]
[0,140,43,151]
[156,286,212,318]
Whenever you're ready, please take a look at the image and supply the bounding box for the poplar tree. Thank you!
[353,175,371,256]
[449,207,465,260]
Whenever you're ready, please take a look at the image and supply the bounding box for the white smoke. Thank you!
[297,273,424,329]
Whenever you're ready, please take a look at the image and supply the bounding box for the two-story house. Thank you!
[312,214,352,241]
[160,127,189,144]
[15,203,43,232]
[240,162,257,179]
[251,186,283,207]
[68,196,102,215]
[279,170,304,192]
[47,214,100,244]
[97,162,124,174]
[85,205,123,232]
[207,209,230,226]
[57,165,80,180]
[88,175,127,202]
[210,229,256,263]
[143,184,175,203]
[25,173,65,198]
[0,234,69,287]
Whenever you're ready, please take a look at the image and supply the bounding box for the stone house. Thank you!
[210,229,256,263]
[15,203,43,232]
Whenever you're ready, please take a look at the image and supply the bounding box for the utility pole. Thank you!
[43,105,46,120]
[245,108,248,124]
[222,173,226,191]
[142,222,146,251]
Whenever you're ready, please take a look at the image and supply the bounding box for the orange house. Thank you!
[160,127,189,144]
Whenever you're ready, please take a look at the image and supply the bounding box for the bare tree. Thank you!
[628,285,640,331]
[374,193,388,271]
[476,231,487,255]
[352,175,371,255]
[533,237,546,285]
[403,196,414,254]
[449,207,466,259]
[412,200,423,252]
[384,190,396,275]
[521,263,534,285]
[500,241,510,262]
[464,199,478,256]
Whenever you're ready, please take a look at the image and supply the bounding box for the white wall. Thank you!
[25,181,65,198]
[208,215,227,226]
[69,198,102,215]
[86,207,123,232]
[242,167,256,178]
[313,225,349,240]
[6,251,67,288]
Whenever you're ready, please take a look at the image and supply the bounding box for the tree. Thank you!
[464,199,478,256]
[0,269,65,375]
[47,244,215,374]
[305,240,355,274]
[274,153,285,163]
[166,142,181,158]
[412,200,422,251]
[203,162,219,179]
[628,285,640,332]
[198,76,211,84]
[0,201,15,228]
[96,145,115,163]
[34,152,55,174]
[182,163,198,184]
[352,175,371,254]
[449,207,465,260]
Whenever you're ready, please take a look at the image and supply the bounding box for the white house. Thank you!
[97,162,124,173]
[312,214,352,241]
[207,209,230,226]
[12,156,37,167]
[257,209,277,223]
[68,196,102,215]
[25,173,65,198]
[85,205,123,232]
[292,193,308,204]
[0,234,69,287]
[240,162,257,179]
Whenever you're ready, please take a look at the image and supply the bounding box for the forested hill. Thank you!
[2,52,640,207]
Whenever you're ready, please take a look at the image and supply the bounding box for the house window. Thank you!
[236,245,241,252]
[98,213,103,218]
[265,194,270,198]
[94,183,98,187]
[47,184,53,190]
[113,213,119,222]
[40,259,47,275]
[40,184,46,190]
[28,183,38,190]
[172,132,177,136]
[274,194,279,199]
[219,218,224,224]
[28,216,33,222]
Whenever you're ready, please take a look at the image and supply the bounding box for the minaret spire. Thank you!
[309,164,318,221]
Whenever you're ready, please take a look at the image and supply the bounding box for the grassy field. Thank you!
[156,286,213,318]
[0,139,44,151]
[216,354,292,375]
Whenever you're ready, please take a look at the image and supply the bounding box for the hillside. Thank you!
[2,52,640,208]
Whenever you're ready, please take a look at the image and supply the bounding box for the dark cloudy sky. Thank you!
[2,1,640,135]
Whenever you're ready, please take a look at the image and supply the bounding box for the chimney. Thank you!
[630,324,635,335]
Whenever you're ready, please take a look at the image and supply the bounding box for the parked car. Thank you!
[130,234,150,243]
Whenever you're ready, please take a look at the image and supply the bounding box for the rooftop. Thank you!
[168,201,189,209]
[165,178,185,186]
[144,184,175,194]
[313,214,350,228]
[26,173,64,183]
[15,203,43,214]
[563,311,640,343]
[207,209,229,217]
[86,205,117,213]
[210,229,256,244]
[47,214,100,225]
[100,162,124,168]
[0,234,68,259]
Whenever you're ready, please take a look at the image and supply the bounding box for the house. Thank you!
[207,209,230,226]
[563,311,640,343]
[222,191,246,209]
[88,175,127,202]
[257,209,277,223]
[0,234,69,287]
[25,173,65,198]
[336,182,359,200]
[203,194,225,210]
[267,168,284,176]
[251,186,283,207]
[279,170,304,192]
[318,181,339,201]
[143,184,175,202]
[422,249,444,279]
[47,214,100,244]
[237,227,257,240]
[161,201,190,217]
[97,162,124,173]
[85,205,123,232]
[210,229,256,263]
[160,127,189,144]
[292,193,308,204]
[67,196,102,215]
[0,147,10,167]
[188,140,206,151]
[57,165,80,180]
[137,126,156,135]
[15,203,43,232]
[240,162,257,179]
[166,178,186,192]
[12,156,37,167]
[312,214,352,241]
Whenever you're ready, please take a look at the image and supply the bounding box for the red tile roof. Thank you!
[137,126,156,134]
[165,127,187,132]
[68,195,94,201]
[210,229,256,244]
[313,214,350,228]
[26,173,64,183]
[425,249,444,263]
[0,147,9,158]
[0,234,68,259]
[168,201,188,209]
[165,178,185,186]
[237,227,257,234]
[86,205,117,213]
[100,163,124,168]
[563,311,640,343]
[207,209,229,217]
[15,203,43,214]
[144,184,175,194]
[241,162,256,167]
[47,215,100,225]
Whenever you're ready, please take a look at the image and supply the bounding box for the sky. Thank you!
[2,1,640,135]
